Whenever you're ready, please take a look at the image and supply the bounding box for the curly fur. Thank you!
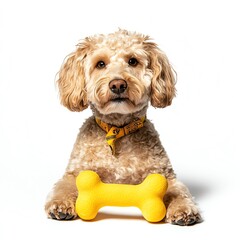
[45,29,202,225]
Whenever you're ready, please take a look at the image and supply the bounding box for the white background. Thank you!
[0,0,239,239]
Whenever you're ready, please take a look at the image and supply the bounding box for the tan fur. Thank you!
[58,43,89,111]
[144,42,176,108]
[45,29,201,225]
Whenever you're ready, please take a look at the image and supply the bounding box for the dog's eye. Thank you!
[96,61,106,69]
[128,58,138,67]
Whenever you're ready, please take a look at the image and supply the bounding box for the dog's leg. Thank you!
[164,179,202,226]
[45,173,78,220]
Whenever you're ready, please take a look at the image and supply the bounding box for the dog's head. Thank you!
[58,30,176,114]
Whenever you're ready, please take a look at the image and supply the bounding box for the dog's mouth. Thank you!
[110,97,129,103]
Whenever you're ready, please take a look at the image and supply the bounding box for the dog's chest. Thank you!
[66,119,172,184]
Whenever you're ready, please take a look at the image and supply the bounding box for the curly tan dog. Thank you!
[45,29,202,225]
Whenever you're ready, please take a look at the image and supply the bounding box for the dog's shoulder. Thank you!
[78,116,104,137]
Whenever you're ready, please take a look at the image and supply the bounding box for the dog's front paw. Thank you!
[166,200,202,226]
[45,200,77,220]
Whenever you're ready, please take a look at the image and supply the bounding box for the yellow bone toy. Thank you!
[75,170,168,222]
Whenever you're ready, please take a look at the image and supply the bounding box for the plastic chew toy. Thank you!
[75,170,168,222]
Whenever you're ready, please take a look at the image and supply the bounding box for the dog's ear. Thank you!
[144,42,176,108]
[57,42,90,111]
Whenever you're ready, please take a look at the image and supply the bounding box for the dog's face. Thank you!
[58,30,176,114]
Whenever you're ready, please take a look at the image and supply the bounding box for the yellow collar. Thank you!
[95,116,146,155]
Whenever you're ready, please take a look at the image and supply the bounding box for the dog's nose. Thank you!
[109,79,127,94]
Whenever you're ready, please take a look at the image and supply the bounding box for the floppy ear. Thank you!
[144,42,176,108]
[57,42,90,111]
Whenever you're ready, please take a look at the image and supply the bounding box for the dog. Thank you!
[45,29,202,225]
